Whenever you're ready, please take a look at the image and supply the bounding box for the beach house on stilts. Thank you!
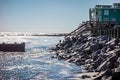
[89,3,120,25]
[89,3,120,37]
[67,3,120,38]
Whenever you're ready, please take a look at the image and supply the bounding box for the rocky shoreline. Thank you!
[51,33,120,80]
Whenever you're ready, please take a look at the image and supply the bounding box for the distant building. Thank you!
[89,3,120,25]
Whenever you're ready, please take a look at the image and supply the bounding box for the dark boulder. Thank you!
[94,69,112,80]
[81,75,91,79]
[112,72,120,80]
[96,60,108,71]
[90,44,99,51]
[101,36,109,41]
[93,57,105,69]
[114,38,120,45]
[83,47,92,55]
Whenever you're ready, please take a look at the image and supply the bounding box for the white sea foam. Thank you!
[59,69,69,75]
[0,33,81,80]
[0,36,27,43]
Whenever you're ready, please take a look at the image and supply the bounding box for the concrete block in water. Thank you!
[0,42,25,52]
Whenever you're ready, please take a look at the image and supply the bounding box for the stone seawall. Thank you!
[0,42,25,52]
[51,33,120,80]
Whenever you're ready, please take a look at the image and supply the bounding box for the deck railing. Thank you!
[94,28,120,38]
[66,21,120,38]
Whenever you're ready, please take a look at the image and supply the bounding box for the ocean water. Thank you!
[0,33,82,80]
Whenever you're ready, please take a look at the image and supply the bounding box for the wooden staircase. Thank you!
[66,21,91,37]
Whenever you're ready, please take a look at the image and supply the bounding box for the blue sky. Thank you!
[0,0,120,33]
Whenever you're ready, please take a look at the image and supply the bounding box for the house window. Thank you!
[111,18,116,22]
[104,18,109,21]
[104,10,109,15]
